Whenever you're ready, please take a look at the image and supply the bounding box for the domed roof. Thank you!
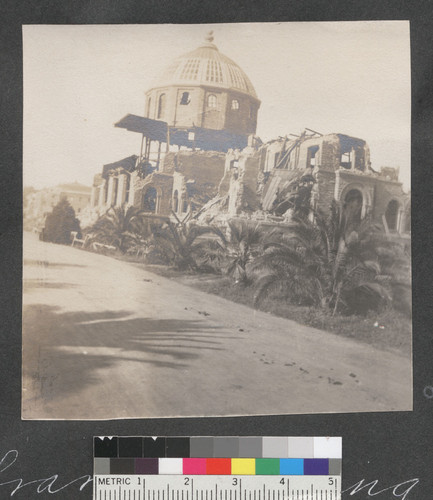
[152,31,259,100]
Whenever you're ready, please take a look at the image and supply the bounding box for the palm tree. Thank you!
[253,201,394,315]
[206,219,265,284]
[152,221,218,271]
[89,205,147,253]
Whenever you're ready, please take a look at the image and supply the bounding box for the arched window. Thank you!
[157,94,166,119]
[231,99,240,110]
[142,187,157,213]
[343,189,363,225]
[173,190,179,213]
[207,94,217,108]
[147,97,152,117]
[180,92,190,105]
[385,200,399,231]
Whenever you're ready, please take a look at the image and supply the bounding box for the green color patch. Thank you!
[255,459,280,475]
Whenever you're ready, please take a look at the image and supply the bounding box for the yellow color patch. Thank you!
[231,459,256,475]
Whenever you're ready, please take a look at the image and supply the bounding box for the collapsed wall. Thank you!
[131,150,226,219]
[196,131,409,236]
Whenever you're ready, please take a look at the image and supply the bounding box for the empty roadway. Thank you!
[22,232,412,419]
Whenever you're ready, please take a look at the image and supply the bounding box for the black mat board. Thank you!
[1,1,432,499]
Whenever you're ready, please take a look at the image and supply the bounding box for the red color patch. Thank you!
[206,458,232,475]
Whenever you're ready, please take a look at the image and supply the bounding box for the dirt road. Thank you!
[22,232,412,419]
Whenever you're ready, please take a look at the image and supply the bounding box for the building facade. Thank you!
[24,182,91,231]
[89,32,410,238]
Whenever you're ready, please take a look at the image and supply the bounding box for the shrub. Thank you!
[42,198,81,245]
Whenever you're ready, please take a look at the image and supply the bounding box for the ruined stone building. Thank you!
[90,31,258,224]
[89,32,410,237]
[201,131,411,236]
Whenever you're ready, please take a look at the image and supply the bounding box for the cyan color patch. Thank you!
[279,459,303,475]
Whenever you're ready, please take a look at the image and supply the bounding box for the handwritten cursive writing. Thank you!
[0,450,421,498]
[0,450,93,496]
[343,478,419,499]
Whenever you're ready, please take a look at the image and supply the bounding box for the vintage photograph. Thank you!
[22,22,411,420]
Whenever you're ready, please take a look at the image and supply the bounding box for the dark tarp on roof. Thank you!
[115,115,168,142]
[102,155,138,178]
[115,114,248,152]
[336,134,366,153]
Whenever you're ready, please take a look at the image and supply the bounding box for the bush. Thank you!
[42,198,81,245]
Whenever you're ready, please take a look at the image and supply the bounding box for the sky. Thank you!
[23,22,411,190]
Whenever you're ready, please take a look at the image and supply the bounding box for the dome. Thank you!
[153,32,258,100]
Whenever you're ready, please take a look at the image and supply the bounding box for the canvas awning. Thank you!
[115,114,248,152]
[102,155,138,178]
[115,115,168,142]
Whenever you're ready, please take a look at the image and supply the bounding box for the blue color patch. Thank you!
[304,459,329,475]
[279,459,304,475]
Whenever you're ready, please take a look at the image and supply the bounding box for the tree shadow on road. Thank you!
[22,305,237,409]
[23,279,78,291]
[23,259,87,268]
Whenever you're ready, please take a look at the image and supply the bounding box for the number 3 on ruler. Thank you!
[232,478,238,486]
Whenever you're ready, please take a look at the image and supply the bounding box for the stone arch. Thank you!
[142,187,157,213]
[343,188,363,225]
[339,182,372,219]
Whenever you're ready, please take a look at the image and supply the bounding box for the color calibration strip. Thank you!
[94,437,342,476]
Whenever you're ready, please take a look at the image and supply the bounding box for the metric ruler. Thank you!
[93,437,342,500]
[94,475,340,500]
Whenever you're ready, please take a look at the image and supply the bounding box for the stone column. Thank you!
[90,186,98,207]
[350,147,356,170]
[116,174,126,207]
[397,208,404,233]
[128,173,136,207]
[106,176,115,206]
[334,170,341,201]
[98,180,107,210]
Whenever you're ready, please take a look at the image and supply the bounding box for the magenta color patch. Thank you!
[183,458,207,474]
